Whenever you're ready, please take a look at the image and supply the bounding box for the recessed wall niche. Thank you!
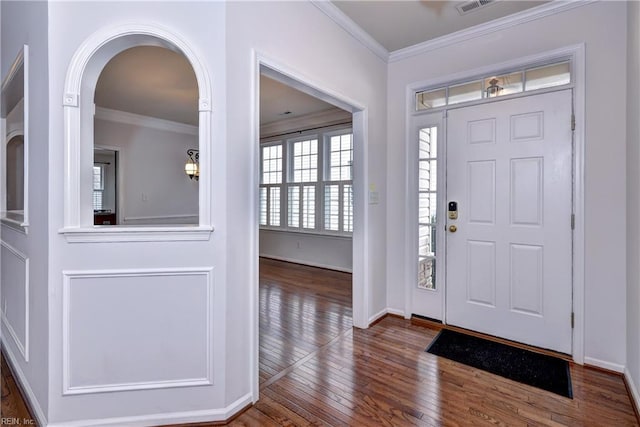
[1,45,28,228]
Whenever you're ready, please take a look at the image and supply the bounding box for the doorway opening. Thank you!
[254,61,367,398]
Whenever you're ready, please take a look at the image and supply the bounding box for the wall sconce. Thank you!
[486,78,502,98]
[185,148,199,181]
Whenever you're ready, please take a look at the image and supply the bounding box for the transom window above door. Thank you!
[415,60,570,111]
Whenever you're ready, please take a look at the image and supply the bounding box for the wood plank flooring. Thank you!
[231,258,639,426]
[2,258,638,426]
[1,352,36,425]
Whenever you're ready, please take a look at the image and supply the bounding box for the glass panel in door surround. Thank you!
[418,126,438,290]
[525,62,570,91]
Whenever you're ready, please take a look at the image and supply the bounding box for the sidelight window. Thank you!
[418,126,438,290]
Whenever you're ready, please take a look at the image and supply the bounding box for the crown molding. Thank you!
[95,107,198,136]
[310,0,389,62]
[260,107,351,139]
[388,0,597,63]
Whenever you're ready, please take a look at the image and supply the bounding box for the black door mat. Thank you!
[426,329,573,398]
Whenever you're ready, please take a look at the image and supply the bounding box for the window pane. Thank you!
[292,139,318,183]
[288,186,300,228]
[93,191,103,211]
[324,184,339,231]
[328,133,353,181]
[343,184,353,232]
[419,127,437,159]
[416,88,446,110]
[484,72,523,98]
[261,144,282,184]
[525,61,570,91]
[259,187,267,226]
[93,166,103,190]
[302,185,315,229]
[449,80,482,105]
[269,187,280,226]
[418,225,436,257]
[418,257,436,290]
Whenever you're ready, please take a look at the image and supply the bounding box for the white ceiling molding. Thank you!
[261,107,351,139]
[310,0,389,62]
[95,107,198,136]
[388,0,597,63]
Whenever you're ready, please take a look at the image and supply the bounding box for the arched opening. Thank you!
[93,46,199,226]
[6,134,24,213]
[61,25,213,239]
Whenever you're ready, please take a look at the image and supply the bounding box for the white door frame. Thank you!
[251,51,370,402]
[404,44,585,363]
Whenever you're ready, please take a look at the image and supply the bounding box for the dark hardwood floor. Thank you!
[1,352,36,425]
[3,258,638,426]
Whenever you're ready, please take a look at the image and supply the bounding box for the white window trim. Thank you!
[259,126,354,237]
[59,24,213,243]
[1,45,29,234]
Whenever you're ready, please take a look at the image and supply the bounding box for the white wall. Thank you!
[627,0,640,407]
[387,2,627,368]
[94,117,199,225]
[0,0,49,423]
[41,0,387,425]
[47,2,227,424]
[260,230,352,272]
[226,0,387,403]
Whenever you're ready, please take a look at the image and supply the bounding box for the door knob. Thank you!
[449,225,457,233]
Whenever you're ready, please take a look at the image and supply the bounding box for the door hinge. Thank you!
[571,214,575,230]
[571,114,576,131]
[571,312,575,329]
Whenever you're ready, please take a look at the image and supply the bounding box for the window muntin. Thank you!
[415,60,571,111]
[259,127,353,235]
[418,126,438,290]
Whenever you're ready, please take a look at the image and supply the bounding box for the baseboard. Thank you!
[584,356,625,373]
[1,337,48,426]
[47,393,253,427]
[368,308,387,326]
[385,308,405,318]
[624,368,640,421]
[259,254,352,273]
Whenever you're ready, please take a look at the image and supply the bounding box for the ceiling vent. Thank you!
[456,0,497,15]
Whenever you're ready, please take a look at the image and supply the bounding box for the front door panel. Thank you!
[446,90,573,354]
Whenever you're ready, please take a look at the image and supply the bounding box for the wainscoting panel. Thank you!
[62,267,214,395]
[1,241,29,361]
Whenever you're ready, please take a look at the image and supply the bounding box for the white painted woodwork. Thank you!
[62,268,213,394]
[446,90,573,354]
[1,241,29,361]
[408,113,444,320]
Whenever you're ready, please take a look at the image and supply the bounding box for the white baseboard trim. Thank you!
[625,368,640,415]
[584,356,625,373]
[47,392,253,427]
[368,308,387,325]
[1,337,48,426]
[385,308,405,318]
[259,254,352,273]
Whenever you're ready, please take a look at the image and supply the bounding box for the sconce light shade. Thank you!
[185,149,199,181]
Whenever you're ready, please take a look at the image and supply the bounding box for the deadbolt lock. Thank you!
[449,225,457,233]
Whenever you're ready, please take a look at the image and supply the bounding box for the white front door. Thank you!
[445,90,573,354]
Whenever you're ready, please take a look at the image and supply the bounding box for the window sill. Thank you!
[259,227,352,240]
[1,215,28,234]
[59,225,214,243]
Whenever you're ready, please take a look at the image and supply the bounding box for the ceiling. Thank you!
[95,46,199,126]
[332,0,547,52]
[94,2,549,127]
[260,75,337,125]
